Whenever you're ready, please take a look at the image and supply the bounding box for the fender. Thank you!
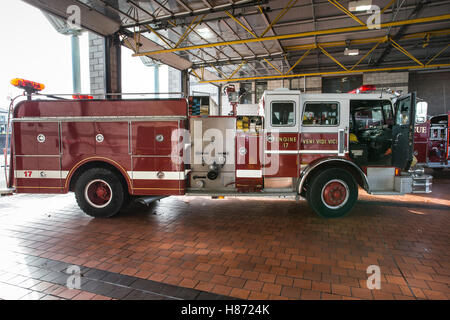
[297,157,370,194]
[64,157,133,193]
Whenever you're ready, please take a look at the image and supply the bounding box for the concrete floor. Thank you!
[0,170,448,300]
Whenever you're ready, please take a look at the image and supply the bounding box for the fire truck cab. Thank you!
[3,84,432,219]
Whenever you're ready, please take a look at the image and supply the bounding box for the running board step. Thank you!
[0,188,15,196]
[369,191,404,195]
[186,191,297,197]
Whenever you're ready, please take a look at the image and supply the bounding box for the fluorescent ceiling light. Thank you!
[349,0,372,11]
[344,48,359,56]
[196,27,215,39]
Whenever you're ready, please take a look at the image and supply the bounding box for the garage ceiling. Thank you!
[23,0,450,83]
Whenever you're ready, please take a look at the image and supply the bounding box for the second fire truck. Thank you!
[414,111,450,170]
[3,79,432,218]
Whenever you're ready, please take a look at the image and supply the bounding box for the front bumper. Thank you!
[412,173,433,193]
[394,172,432,194]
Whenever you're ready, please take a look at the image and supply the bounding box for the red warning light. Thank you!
[348,85,376,94]
[72,94,94,100]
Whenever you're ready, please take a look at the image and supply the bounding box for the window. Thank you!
[430,126,446,141]
[354,107,383,130]
[350,100,393,130]
[239,82,253,104]
[271,101,295,126]
[383,102,394,126]
[322,76,362,93]
[302,102,339,126]
[415,101,428,124]
[255,82,267,103]
[396,96,411,125]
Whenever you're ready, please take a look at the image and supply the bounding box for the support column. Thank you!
[169,67,182,97]
[71,32,81,94]
[89,32,122,99]
[105,33,122,99]
[181,70,189,98]
[218,85,222,116]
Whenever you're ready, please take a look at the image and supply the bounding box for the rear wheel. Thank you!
[75,168,127,218]
[306,168,358,218]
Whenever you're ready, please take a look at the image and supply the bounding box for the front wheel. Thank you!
[306,168,358,218]
[74,168,127,218]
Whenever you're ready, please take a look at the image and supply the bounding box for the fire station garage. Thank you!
[0,0,449,303]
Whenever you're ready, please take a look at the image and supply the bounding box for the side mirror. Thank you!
[416,101,428,124]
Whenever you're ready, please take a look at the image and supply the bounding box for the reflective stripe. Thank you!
[265,150,299,154]
[128,171,186,180]
[15,170,186,181]
[15,170,69,179]
[236,170,262,178]
[265,150,341,154]
[299,150,340,154]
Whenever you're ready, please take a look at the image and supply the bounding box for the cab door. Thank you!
[392,92,416,170]
[263,91,300,190]
[300,97,349,161]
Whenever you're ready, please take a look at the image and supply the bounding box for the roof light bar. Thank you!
[10,78,45,92]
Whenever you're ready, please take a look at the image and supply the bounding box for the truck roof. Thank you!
[264,88,395,100]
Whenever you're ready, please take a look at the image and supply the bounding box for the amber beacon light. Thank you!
[11,78,45,92]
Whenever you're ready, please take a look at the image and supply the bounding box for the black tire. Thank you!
[74,168,127,218]
[306,168,358,218]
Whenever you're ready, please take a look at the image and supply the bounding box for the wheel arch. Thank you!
[298,157,369,196]
[66,158,132,194]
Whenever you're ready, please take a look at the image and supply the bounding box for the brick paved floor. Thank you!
[0,170,448,300]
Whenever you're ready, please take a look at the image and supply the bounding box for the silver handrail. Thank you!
[4,94,27,187]
[34,92,185,98]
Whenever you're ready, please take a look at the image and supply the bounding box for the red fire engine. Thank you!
[2,79,432,219]
[414,111,450,170]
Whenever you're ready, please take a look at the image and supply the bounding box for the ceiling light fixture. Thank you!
[348,0,372,12]
[344,48,359,56]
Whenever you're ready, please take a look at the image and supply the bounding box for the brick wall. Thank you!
[267,80,284,90]
[363,71,408,94]
[89,32,122,97]
[409,71,450,115]
[305,77,322,93]
[291,76,322,92]
[89,33,106,96]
